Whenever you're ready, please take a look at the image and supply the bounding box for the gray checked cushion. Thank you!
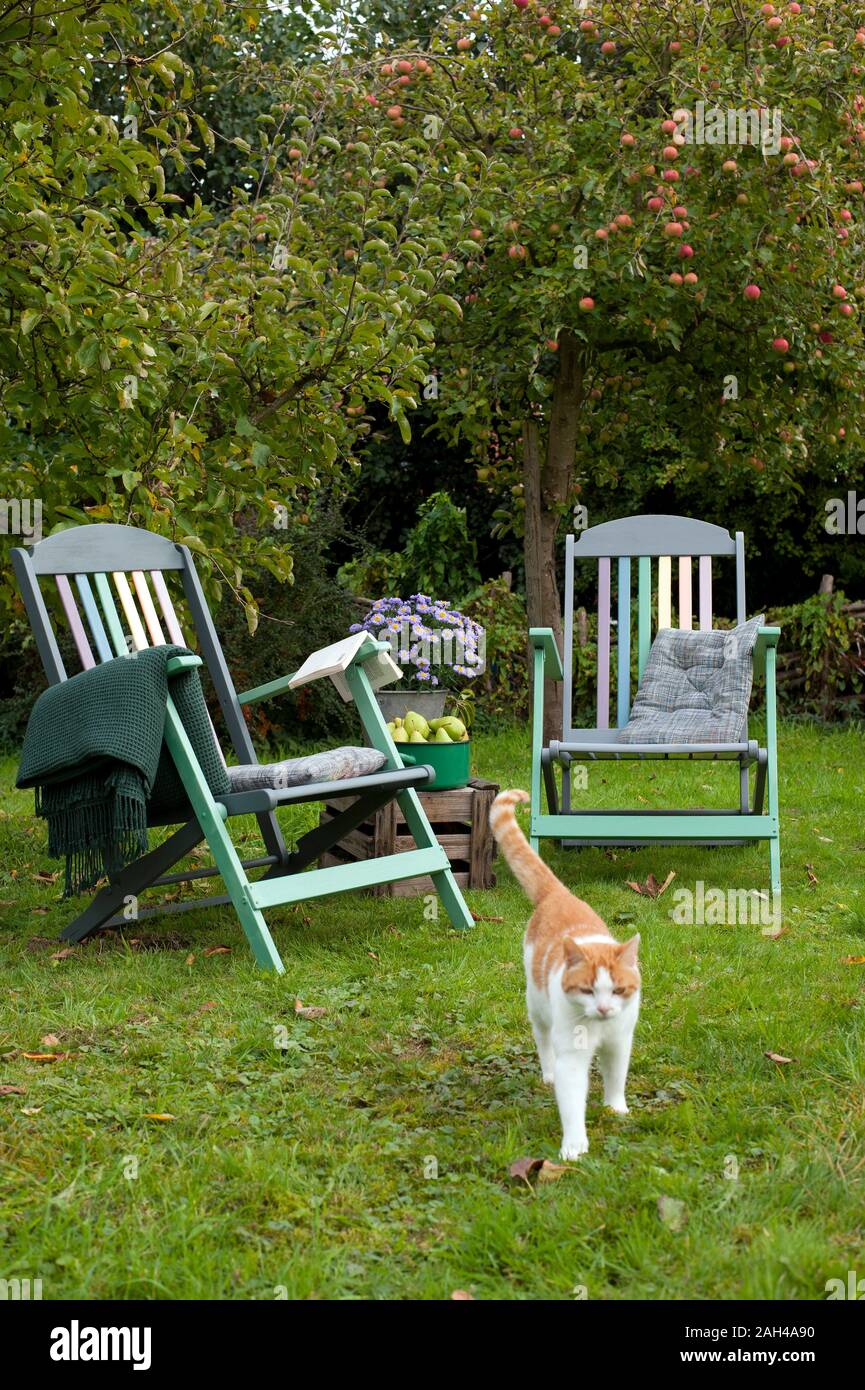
[616,615,765,745]
[227,746,387,793]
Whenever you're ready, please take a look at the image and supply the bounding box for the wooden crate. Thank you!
[319,777,499,896]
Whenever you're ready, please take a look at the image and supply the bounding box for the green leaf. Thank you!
[431,294,463,320]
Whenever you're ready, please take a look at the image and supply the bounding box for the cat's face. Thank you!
[562,936,640,1020]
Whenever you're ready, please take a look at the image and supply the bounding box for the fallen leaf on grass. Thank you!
[41,1033,59,1047]
[31,907,49,916]
[22,1052,69,1063]
[805,863,819,886]
[537,1160,569,1184]
[0,1085,25,1096]
[842,955,865,966]
[470,910,504,923]
[203,945,231,957]
[294,998,327,1020]
[185,954,195,966]
[508,1155,569,1185]
[22,1106,42,1116]
[450,1290,475,1300]
[657,1195,689,1232]
[509,1156,545,1182]
[143,1113,176,1122]
[33,871,58,884]
[626,870,676,900]
[25,936,54,952]
[196,1001,218,1013]
[764,1051,795,1065]
[50,949,76,961]
[367,950,379,961]
[811,828,833,843]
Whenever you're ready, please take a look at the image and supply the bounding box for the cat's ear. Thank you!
[617,934,640,966]
[564,938,586,967]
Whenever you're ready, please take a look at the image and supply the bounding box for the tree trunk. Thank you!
[522,328,583,744]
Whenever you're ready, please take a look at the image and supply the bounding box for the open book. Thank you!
[288,632,403,703]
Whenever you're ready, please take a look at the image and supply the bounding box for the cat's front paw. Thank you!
[560,1136,589,1160]
[541,1071,554,1087]
[606,1100,629,1115]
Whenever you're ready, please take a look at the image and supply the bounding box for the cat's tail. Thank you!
[489,790,560,906]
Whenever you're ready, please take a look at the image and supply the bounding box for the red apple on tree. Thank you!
[772,337,789,352]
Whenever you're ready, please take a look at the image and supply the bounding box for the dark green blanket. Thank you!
[16,645,231,896]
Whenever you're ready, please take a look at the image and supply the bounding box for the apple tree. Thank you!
[348,0,865,734]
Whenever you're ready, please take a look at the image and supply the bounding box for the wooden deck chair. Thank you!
[11,523,473,972]
[529,515,781,904]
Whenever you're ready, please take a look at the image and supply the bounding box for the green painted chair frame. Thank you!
[528,514,781,905]
[11,523,473,972]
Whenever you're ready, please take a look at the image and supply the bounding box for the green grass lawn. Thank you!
[1,721,864,1301]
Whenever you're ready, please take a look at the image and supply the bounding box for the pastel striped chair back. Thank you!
[11,524,256,772]
[564,515,746,736]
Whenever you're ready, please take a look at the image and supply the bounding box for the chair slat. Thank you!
[75,574,113,662]
[150,570,186,646]
[56,576,95,671]
[698,556,712,630]
[657,555,672,630]
[617,556,631,728]
[596,557,611,730]
[113,572,149,651]
[678,557,692,630]
[93,572,129,656]
[637,556,651,680]
[132,571,166,645]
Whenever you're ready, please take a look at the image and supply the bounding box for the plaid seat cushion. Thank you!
[227,746,386,793]
[617,615,764,745]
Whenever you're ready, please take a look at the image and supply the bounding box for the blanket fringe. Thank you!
[36,779,148,897]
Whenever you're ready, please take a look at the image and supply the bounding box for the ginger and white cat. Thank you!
[490,790,641,1159]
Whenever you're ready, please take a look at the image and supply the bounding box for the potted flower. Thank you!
[350,594,485,726]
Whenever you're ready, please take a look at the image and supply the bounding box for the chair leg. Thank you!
[396,788,473,930]
[739,764,749,814]
[343,658,473,930]
[255,808,289,868]
[542,750,559,816]
[560,761,572,848]
[162,698,285,973]
[753,753,767,814]
[769,834,781,906]
[61,820,203,943]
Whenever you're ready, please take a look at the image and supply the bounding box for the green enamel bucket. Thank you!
[399,739,471,791]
